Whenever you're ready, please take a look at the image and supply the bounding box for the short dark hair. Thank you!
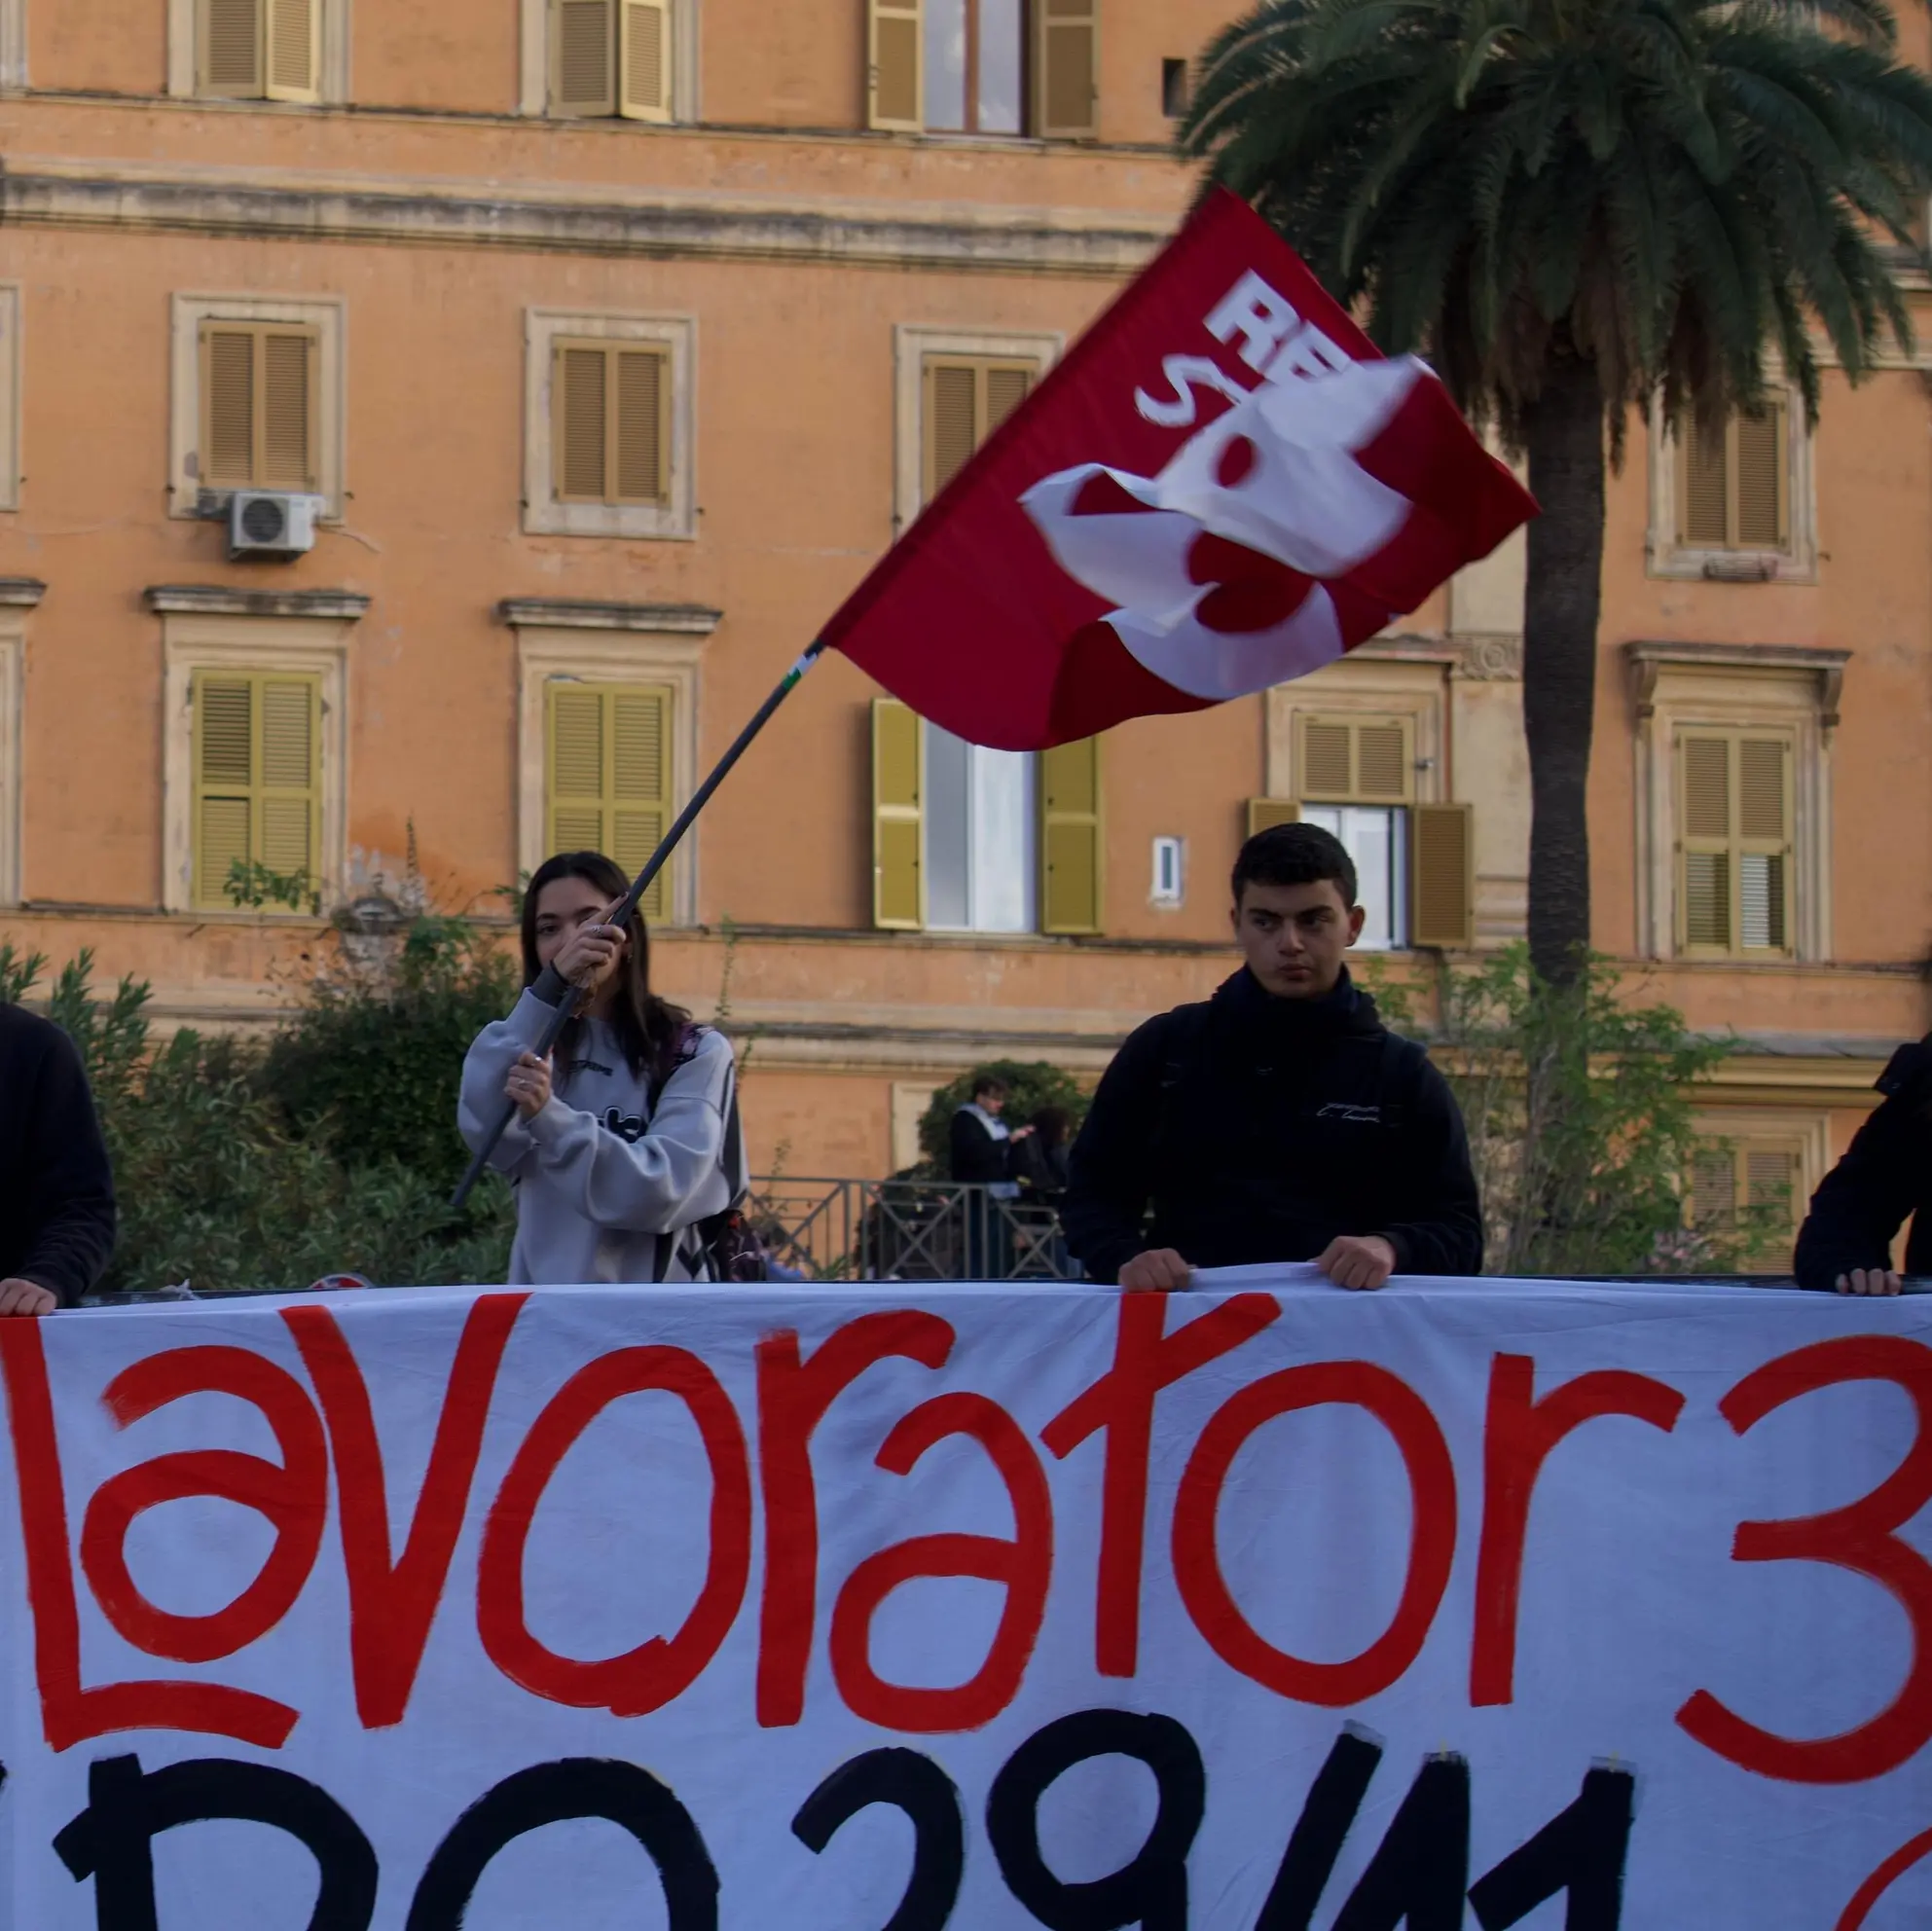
[1231,821,1359,910]
[970,1072,1009,1101]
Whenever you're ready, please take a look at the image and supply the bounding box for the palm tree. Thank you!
[1182,0,1932,983]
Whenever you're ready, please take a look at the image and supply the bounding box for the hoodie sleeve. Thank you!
[521,1030,735,1234]
[1378,1053,1484,1278]
[1793,1043,1929,1290]
[14,1027,117,1303]
[456,991,555,1177]
[1061,1015,1170,1284]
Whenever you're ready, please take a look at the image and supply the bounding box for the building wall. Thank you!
[0,0,1924,1266]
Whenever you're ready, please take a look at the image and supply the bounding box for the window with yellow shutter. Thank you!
[1676,729,1793,957]
[1689,1135,1804,1267]
[200,321,319,492]
[1289,710,1474,951]
[878,0,1094,134]
[551,0,673,117]
[1676,404,1790,552]
[920,353,1039,503]
[545,680,675,923]
[190,670,323,910]
[198,0,319,100]
[552,340,671,507]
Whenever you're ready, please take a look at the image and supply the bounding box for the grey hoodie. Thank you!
[457,988,743,1285]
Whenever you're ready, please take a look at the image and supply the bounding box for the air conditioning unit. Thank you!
[228,491,322,561]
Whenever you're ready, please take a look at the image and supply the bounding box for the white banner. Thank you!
[0,1270,1925,1929]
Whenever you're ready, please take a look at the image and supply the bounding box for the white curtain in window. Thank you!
[925,722,1035,932]
[1301,804,1406,950]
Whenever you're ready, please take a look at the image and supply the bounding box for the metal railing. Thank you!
[746,1178,1078,1283]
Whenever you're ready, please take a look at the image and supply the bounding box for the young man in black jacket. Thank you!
[0,1002,116,1313]
[1062,822,1482,1292]
[1792,1036,1928,1295]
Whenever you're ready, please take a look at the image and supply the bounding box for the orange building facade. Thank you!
[0,0,1925,1257]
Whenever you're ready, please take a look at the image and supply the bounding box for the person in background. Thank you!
[1062,821,1483,1293]
[0,1000,116,1313]
[1793,1035,1929,1294]
[1013,1105,1074,1207]
[949,1073,1035,1279]
[458,850,745,1285]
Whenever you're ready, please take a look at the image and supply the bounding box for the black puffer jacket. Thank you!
[0,1003,116,1302]
[1061,967,1482,1283]
[1793,1037,1932,1290]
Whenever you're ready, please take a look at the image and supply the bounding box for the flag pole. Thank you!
[451,639,829,1210]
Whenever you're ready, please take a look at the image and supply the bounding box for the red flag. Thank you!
[822,189,1538,750]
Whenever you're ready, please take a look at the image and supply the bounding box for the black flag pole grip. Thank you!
[450,639,829,1211]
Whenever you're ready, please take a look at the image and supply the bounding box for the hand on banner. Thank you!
[0,1277,56,1317]
[1318,1234,1397,1291]
[505,1052,554,1121]
[1118,1249,1193,1293]
[1837,1267,1903,1295]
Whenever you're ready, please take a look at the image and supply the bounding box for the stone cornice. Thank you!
[0,577,46,607]
[144,584,372,619]
[497,598,721,635]
[0,156,1174,276]
[1623,638,1850,729]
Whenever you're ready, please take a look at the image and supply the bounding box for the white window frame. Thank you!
[512,619,704,927]
[166,0,352,102]
[1646,386,1816,583]
[1690,1105,1832,1255]
[0,283,18,512]
[1149,835,1184,908]
[1627,642,1843,963]
[518,0,700,121]
[168,293,347,520]
[524,309,696,540]
[158,610,353,917]
[893,324,1063,535]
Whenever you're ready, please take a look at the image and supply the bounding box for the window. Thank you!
[510,609,709,926]
[1648,393,1812,580]
[195,0,319,99]
[548,0,672,121]
[545,681,674,922]
[552,340,669,506]
[867,0,1097,137]
[923,355,1036,500]
[1690,1135,1805,1267]
[190,671,322,909]
[170,295,345,518]
[893,328,1058,530]
[200,321,318,492]
[0,584,31,909]
[1150,836,1183,906]
[1160,57,1188,118]
[871,699,1103,934]
[1676,729,1793,956]
[525,310,694,539]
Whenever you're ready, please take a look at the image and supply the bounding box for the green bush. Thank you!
[915,1061,1090,1176]
[5,934,516,1295]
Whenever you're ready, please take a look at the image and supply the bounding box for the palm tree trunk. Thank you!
[1520,352,1606,987]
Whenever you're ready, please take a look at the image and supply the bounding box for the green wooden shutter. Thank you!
[1410,802,1474,948]
[618,0,672,119]
[1679,733,1732,951]
[610,686,672,923]
[191,670,321,909]
[1035,0,1097,136]
[872,698,923,929]
[1736,734,1792,953]
[264,0,319,100]
[1733,406,1787,549]
[553,0,616,113]
[869,0,922,129]
[261,329,315,489]
[1247,799,1299,836]
[555,344,609,500]
[546,684,674,922]
[613,346,669,503]
[202,325,257,488]
[201,0,263,94]
[1040,735,1103,934]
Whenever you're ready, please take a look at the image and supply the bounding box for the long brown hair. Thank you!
[521,851,692,1089]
